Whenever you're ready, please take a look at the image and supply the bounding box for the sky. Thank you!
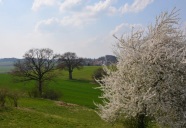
[0,0,186,58]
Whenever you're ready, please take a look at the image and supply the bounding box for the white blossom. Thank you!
[96,8,186,128]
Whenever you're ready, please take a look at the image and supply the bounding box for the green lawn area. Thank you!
[0,66,124,128]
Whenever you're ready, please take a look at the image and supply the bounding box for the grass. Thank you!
[0,66,161,128]
[50,79,102,108]
[0,66,102,108]
[0,98,123,128]
[0,66,124,128]
[61,66,100,81]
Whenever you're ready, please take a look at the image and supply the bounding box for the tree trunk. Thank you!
[1,99,5,107]
[136,104,147,128]
[69,71,73,80]
[38,81,42,97]
[14,98,18,107]
[137,113,145,128]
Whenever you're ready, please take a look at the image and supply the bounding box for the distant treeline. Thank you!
[0,55,117,66]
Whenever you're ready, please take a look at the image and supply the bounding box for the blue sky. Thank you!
[0,0,185,58]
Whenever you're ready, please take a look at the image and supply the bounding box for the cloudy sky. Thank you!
[0,0,185,58]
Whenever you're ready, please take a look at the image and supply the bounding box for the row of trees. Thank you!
[11,49,83,96]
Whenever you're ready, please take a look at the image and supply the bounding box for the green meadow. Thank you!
[0,61,13,73]
[0,66,123,128]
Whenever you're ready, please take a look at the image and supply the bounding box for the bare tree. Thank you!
[11,48,59,96]
[58,52,84,80]
[96,9,186,128]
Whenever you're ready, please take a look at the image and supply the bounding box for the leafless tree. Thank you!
[58,52,84,80]
[11,48,59,96]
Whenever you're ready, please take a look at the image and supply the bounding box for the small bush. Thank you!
[28,86,61,100]
[8,91,19,107]
[92,67,106,82]
[42,89,61,100]
[28,87,40,98]
[0,88,8,107]
[0,88,20,107]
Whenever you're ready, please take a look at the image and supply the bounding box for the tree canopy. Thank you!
[11,48,59,96]
[96,9,186,128]
[58,52,84,80]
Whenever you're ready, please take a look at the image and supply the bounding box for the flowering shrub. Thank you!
[96,8,186,128]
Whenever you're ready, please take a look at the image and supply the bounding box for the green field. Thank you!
[0,66,123,128]
[0,66,101,108]
[0,61,14,73]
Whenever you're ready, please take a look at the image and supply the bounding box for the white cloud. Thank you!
[0,0,3,4]
[85,0,154,15]
[35,0,115,29]
[34,0,153,32]
[110,23,143,36]
[59,0,82,12]
[32,0,82,12]
[86,0,115,13]
[54,0,116,27]
[60,12,95,26]
[35,17,60,32]
[32,0,57,11]
[120,0,154,14]
[35,12,96,32]
[108,6,118,14]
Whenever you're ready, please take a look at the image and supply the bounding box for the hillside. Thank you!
[0,66,123,128]
[0,98,123,128]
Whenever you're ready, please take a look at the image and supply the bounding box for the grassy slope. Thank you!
[0,66,124,128]
[0,98,123,128]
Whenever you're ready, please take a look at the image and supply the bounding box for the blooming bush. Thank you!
[96,8,186,128]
